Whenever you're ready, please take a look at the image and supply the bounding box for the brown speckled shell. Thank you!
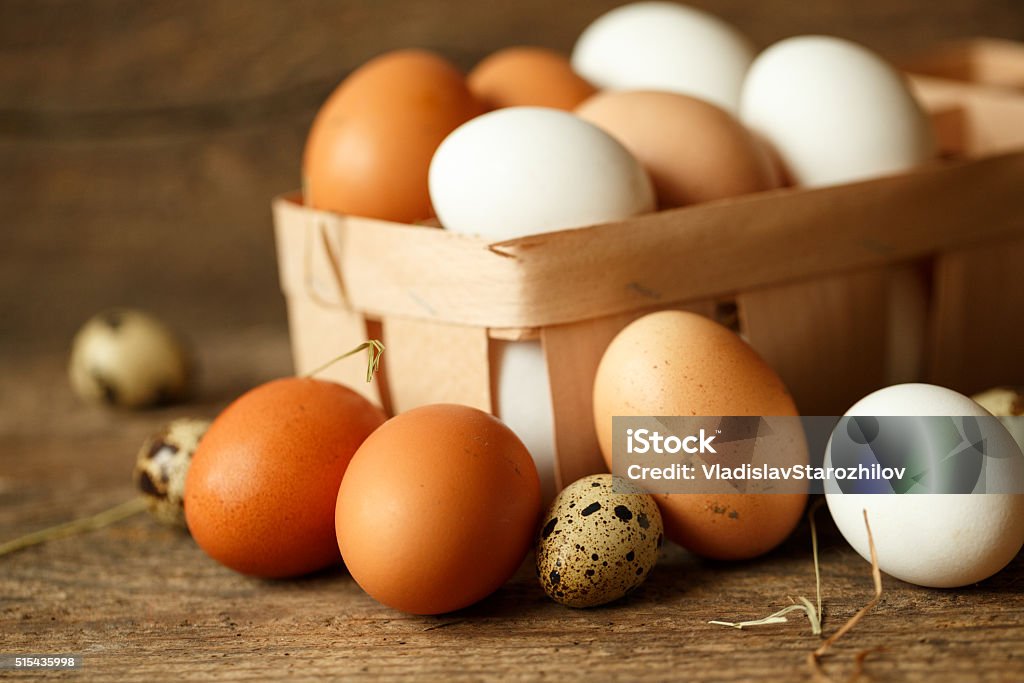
[536,474,663,608]
[134,418,210,528]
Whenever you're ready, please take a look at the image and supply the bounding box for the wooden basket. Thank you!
[274,43,1024,492]
[902,38,1024,92]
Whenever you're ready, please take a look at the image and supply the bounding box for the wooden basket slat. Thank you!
[738,269,891,415]
[904,39,1024,91]
[273,151,1024,331]
[381,317,492,414]
[928,236,1024,394]
[284,296,381,405]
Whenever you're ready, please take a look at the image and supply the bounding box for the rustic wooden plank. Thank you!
[903,38,1024,89]
[2,0,1022,113]
[274,152,1024,330]
[2,337,1023,682]
[381,317,492,414]
[739,269,892,415]
[542,300,717,490]
[929,237,1024,394]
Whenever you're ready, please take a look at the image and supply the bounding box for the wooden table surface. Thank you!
[2,331,1023,682]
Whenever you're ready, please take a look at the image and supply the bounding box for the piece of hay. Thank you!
[807,508,883,682]
[709,499,825,635]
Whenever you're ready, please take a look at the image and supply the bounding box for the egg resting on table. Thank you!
[185,377,386,578]
[537,474,663,608]
[134,417,211,528]
[593,310,808,560]
[825,384,1024,587]
[69,308,191,409]
[335,404,541,615]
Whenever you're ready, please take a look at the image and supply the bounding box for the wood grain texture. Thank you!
[3,0,1023,358]
[381,317,492,413]
[273,152,1024,331]
[928,237,1024,394]
[739,269,891,416]
[3,334,1024,682]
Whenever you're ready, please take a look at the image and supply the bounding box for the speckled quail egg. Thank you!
[134,418,210,528]
[537,474,663,608]
[69,308,192,408]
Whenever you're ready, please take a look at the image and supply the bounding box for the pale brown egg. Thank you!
[592,311,807,560]
[468,46,597,111]
[303,49,484,223]
[335,404,541,615]
[576,90,780,209]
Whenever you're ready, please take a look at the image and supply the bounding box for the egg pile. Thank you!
[77,1,1021,615]
[301,1,941,511]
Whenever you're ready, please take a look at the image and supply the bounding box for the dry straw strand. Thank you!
[808,508,883,682]
[708,498,825,635]
[306,339,385,383]
[0,497,148,558]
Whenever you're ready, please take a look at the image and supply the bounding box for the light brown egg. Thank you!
[184,378,386,578]
[468,46,597,111]
[576,90,780,209]
[592,311,807,560]
[303,49,484,223]
[335,404,541,615]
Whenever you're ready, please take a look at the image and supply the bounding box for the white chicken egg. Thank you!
[429,106,654,238]
[430,107,654,500]
[825,384,1024,588]
[571,1,754,113]
[494,340,556,504]
[740,35,936,187]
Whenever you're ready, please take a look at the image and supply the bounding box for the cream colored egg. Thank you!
[973,387,1024,451]
[69,308,192,408]
[134,417,211,528]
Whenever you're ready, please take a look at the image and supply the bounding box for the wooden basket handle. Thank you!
[302,216,349,309]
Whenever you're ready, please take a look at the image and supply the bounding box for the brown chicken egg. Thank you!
[592,311,808,560]
[468,46,597,111]
[576,90,780,209]
[335,404,542,615]
[303,49,484,223]
[184,377,386,578]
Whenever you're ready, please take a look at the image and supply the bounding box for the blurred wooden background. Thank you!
[2,0,1024,359]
